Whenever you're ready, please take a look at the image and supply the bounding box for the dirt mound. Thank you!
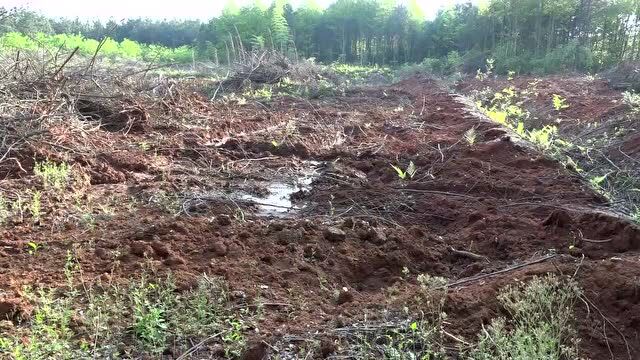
[456,75,627,127]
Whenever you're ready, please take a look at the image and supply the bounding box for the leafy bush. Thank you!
[395,52,463,79]
[472,275,581,360]
[395,60,436,79]
[444,50,463,74]
[623,91,640,112]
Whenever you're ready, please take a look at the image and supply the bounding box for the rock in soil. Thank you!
[358,227,387,244]
[150,240,171,258]
[336,287,354,305]
[129,241,153,257]
[211,241,228,256]
[542,209,573,229]
[0,320,14,331]
[0,299,21,320]
[324,227,346,242]
[163,255,186,266]
[217,214,232,226]
[241,340,268,360]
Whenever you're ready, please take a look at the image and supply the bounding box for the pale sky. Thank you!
[5,0,472,21]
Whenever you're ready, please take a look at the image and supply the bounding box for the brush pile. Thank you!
[0,49,218,179]
[219,49,339,96]
[604,61,640,90]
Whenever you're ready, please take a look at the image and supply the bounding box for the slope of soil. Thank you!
[1,75,639,359]
[458,74,640,219]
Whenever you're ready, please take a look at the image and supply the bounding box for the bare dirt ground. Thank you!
[1,73,640,358]
[457,75,640,216]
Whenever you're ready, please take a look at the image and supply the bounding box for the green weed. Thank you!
[34,160,70,190]
[0,269,256,359]
[243,86,273,101]
[0,289,79,360]
[527,125,558,150]
[29,191,42,222]
[391,161,417,180]
[476,58,495,81]
[349,316,447,359]
[632,206,640,223]
[472,275,581,359]
[129,276,174,353]
[149,190,181,214]
[552,94,569,111]
[623,91,640,112]
[330,63,392,82]
[80,212,97,230]
[330,274,581,359]
[138,142,151,151]
[0,196,9,225]
[26,241,41,255]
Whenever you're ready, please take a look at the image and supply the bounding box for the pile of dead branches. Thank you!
[217,49,340,97]
[0,48,219,178]
[604,62,640,91]
[221,50,291,90]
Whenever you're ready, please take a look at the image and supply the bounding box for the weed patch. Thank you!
[472,275,581,359]
[0,269,258,359]
[34,160,70,190]
[326,275,580,359]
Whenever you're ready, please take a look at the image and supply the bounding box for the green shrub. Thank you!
[472,275,581,360]
[444,50,463,74]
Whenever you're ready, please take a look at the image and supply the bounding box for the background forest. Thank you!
[2,0,640,74]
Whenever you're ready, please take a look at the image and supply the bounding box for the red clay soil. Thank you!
[1,75,640,359]
[456,75,628,128]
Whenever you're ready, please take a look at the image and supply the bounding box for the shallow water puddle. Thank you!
[241,161,321,217]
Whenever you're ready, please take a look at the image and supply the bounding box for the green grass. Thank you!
[0,263,257,359]
[34,160,70,190]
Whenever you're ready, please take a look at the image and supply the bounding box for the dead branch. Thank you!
[439,254,558,289]
[448,246,489,262]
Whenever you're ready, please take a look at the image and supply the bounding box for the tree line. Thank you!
[2,0,640,73]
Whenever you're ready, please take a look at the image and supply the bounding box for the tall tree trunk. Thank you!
[535,0,543,56]
[547,16,555,54]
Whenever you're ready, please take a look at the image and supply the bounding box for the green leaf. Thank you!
[390,164,406,179]
[589,173,609,187]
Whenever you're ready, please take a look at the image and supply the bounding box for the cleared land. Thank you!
[0,59,639,359]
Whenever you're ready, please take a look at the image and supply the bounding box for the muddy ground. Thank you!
[1,74,640,359]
